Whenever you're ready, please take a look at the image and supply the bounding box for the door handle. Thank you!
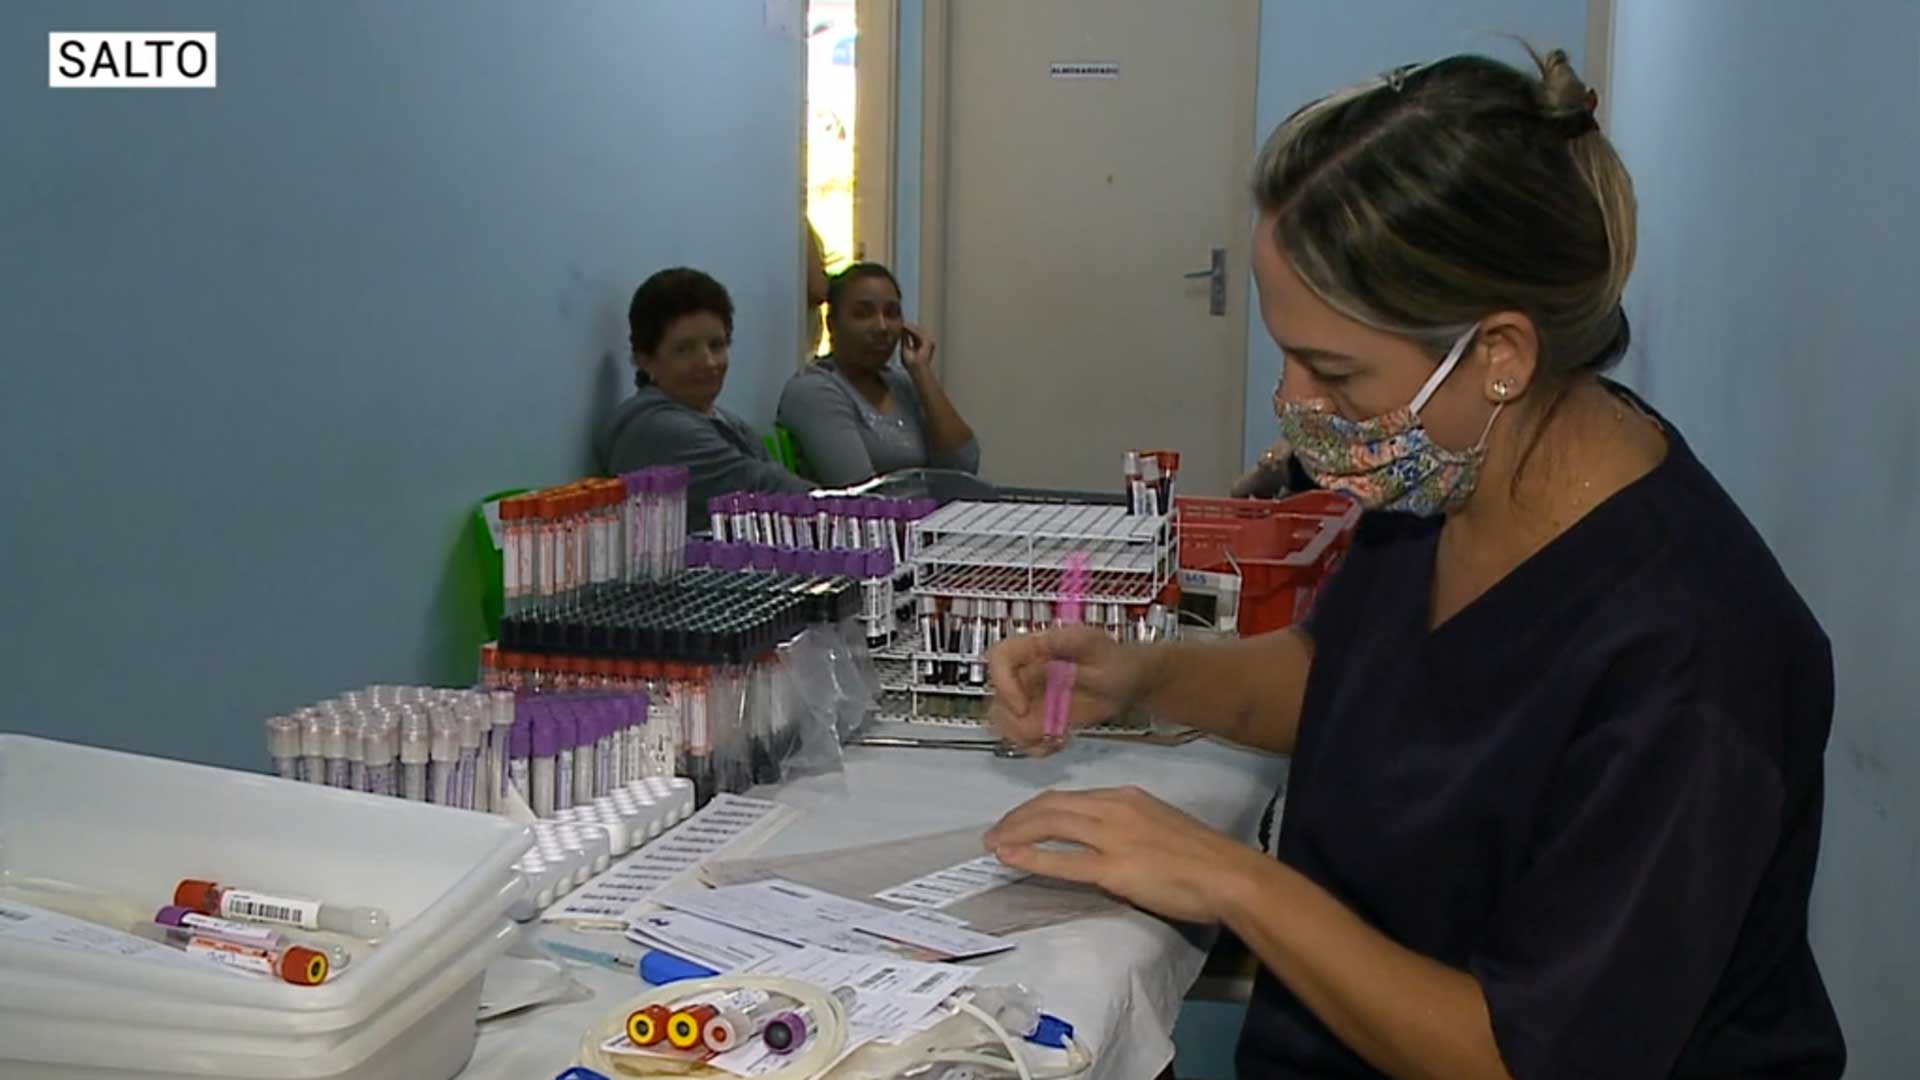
[1182,246,1227,317]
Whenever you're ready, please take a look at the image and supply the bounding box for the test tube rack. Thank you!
[893,500,1179,733]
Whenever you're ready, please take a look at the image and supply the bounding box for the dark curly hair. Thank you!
[628,268,734,385]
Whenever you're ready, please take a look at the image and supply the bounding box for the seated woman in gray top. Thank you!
[777,263,981,486]
[595,268,810,523]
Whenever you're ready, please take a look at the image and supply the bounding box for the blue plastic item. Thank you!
[1027,1014,1077,1049]
[640,949,718,985]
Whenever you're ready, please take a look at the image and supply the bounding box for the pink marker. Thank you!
[1043,551,1092,742]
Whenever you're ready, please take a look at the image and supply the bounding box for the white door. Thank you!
[935,0,1258,496]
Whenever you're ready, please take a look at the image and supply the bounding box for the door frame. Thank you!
[1585,0,1616,130]
[913,0,1260,453]
[853,0,899,266]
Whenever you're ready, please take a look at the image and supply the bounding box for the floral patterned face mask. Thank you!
[1273,326,1501,516]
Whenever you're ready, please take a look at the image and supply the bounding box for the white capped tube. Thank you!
[265,715,300,780]
[298,710,327,784]
[399,712,430,802]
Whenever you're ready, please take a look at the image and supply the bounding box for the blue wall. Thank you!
[1239,0,1588,466]
[0,1,803,770]
[1608,2,1920,1073]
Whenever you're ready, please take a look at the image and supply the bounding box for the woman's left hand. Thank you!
[900,321,938,371]
[984,786,1259,924]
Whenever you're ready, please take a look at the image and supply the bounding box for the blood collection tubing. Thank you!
[265,715,300,780]
[174,878,389,939]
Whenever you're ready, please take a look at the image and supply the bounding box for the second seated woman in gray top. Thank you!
[777,263,982,486]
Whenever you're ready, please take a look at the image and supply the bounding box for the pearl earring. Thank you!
[1491,380,1513,400]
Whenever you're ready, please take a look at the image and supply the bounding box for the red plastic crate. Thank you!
[1177,491,1361,634]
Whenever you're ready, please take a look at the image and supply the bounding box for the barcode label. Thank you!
[219,890,321,930]
[858,967,895,990]
[911,971,948,995]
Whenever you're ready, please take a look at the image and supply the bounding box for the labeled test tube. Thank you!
[153,905,350,973]
[173,878,389,940]
[265,715,300,780]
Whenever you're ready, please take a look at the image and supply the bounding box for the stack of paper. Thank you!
[641,879,1014,964]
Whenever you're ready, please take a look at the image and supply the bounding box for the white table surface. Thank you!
[464,736,1286,1080]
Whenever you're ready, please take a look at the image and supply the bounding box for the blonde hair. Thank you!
[1254,47,1636,382]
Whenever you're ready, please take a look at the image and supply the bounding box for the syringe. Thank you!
[174,878,389,940]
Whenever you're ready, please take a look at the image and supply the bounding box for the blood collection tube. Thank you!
[594,702,616,799]
[667,1003,719,1050]
[554,703,577,811]
[526,704,553,817]
[573,702,598,803]
[459,701,486,810]
[142,919,331,985]
[481,690,510,811]
[344,716,367,792]
[702,991,778,1054]
[708,493,730,544]
[399,710,430,801]
[628,1004,671,1047]
[265,715,300,780]
[153,905,350,972]
[174,878,389,939]
[863,549,894,649]
[508,710,532,809]
[499,498,523,615]
[363,715,397,798]
[762,987,858,1055]
[427,704,459,805]
[815,498,834,553]
[298,709,327,784]
[321,715,351,788]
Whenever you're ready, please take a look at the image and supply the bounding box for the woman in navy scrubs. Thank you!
[985,49,1845,1080]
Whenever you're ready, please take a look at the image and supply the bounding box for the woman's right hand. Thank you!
[987,626,1152,755]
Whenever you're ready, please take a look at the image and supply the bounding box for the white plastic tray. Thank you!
[0,734,531,1078]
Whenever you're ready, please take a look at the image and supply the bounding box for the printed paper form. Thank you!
[658,879,1012,961]
[543,794,796,926]
[703,825,1123,935]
